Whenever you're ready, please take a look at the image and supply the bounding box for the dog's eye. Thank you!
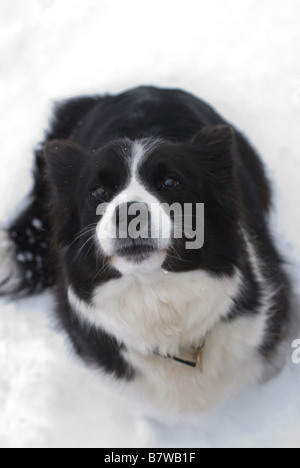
[162,176,180,189]
[90,186,108,200]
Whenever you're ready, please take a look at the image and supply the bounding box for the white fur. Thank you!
[240,227,289,380]
[67,229,282,417]
[112,250,167,276]
[67,266,262,417]
[0,230,22,293]
[0,205,279,416]
[96,140,171,274]
[68,268,241,355]
[126,314,266,418]
[241,228,278,320]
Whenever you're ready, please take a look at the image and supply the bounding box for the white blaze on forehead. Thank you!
[122,139,159,200]
[131,140,147,176]
[130,138,164,179]
[96,139,172,264]
[115,140,150,204]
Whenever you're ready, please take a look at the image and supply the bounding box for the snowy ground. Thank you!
[1,0,300,448]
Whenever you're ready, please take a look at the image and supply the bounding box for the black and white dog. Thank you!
[0,86,292,417]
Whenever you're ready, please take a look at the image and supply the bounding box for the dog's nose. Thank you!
[115,201,151,239]
[114,202,156,260]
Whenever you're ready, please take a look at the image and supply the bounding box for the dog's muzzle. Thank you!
[113,201,158,262]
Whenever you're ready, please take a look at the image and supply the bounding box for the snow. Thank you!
[1,0,300,448]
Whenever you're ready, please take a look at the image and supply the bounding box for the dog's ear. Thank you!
[44,139,85,202]
[192,124,234,152]
[191,125,238,216]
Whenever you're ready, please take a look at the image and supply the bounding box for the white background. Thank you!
[0,0,300,448]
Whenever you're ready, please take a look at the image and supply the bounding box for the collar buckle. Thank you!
[164,339,206,373]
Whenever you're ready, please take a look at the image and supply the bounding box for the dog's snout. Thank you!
[113,201,157,261]
[115,201,151,239]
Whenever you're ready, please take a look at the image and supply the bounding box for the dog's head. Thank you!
[45,125,240,291]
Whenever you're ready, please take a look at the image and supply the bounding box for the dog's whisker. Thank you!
[66,224,98,252]
[72,235,95,263]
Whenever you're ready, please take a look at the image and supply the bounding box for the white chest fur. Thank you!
[67,267,268,417]
[68,268,241,356]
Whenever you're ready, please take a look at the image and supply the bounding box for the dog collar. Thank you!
[155,339,205,373]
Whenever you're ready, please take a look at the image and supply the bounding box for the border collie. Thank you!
[0,86,292,418]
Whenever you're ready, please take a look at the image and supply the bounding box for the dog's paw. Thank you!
[0,230,22,295]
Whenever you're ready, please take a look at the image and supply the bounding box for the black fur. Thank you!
[3,86,291,378]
